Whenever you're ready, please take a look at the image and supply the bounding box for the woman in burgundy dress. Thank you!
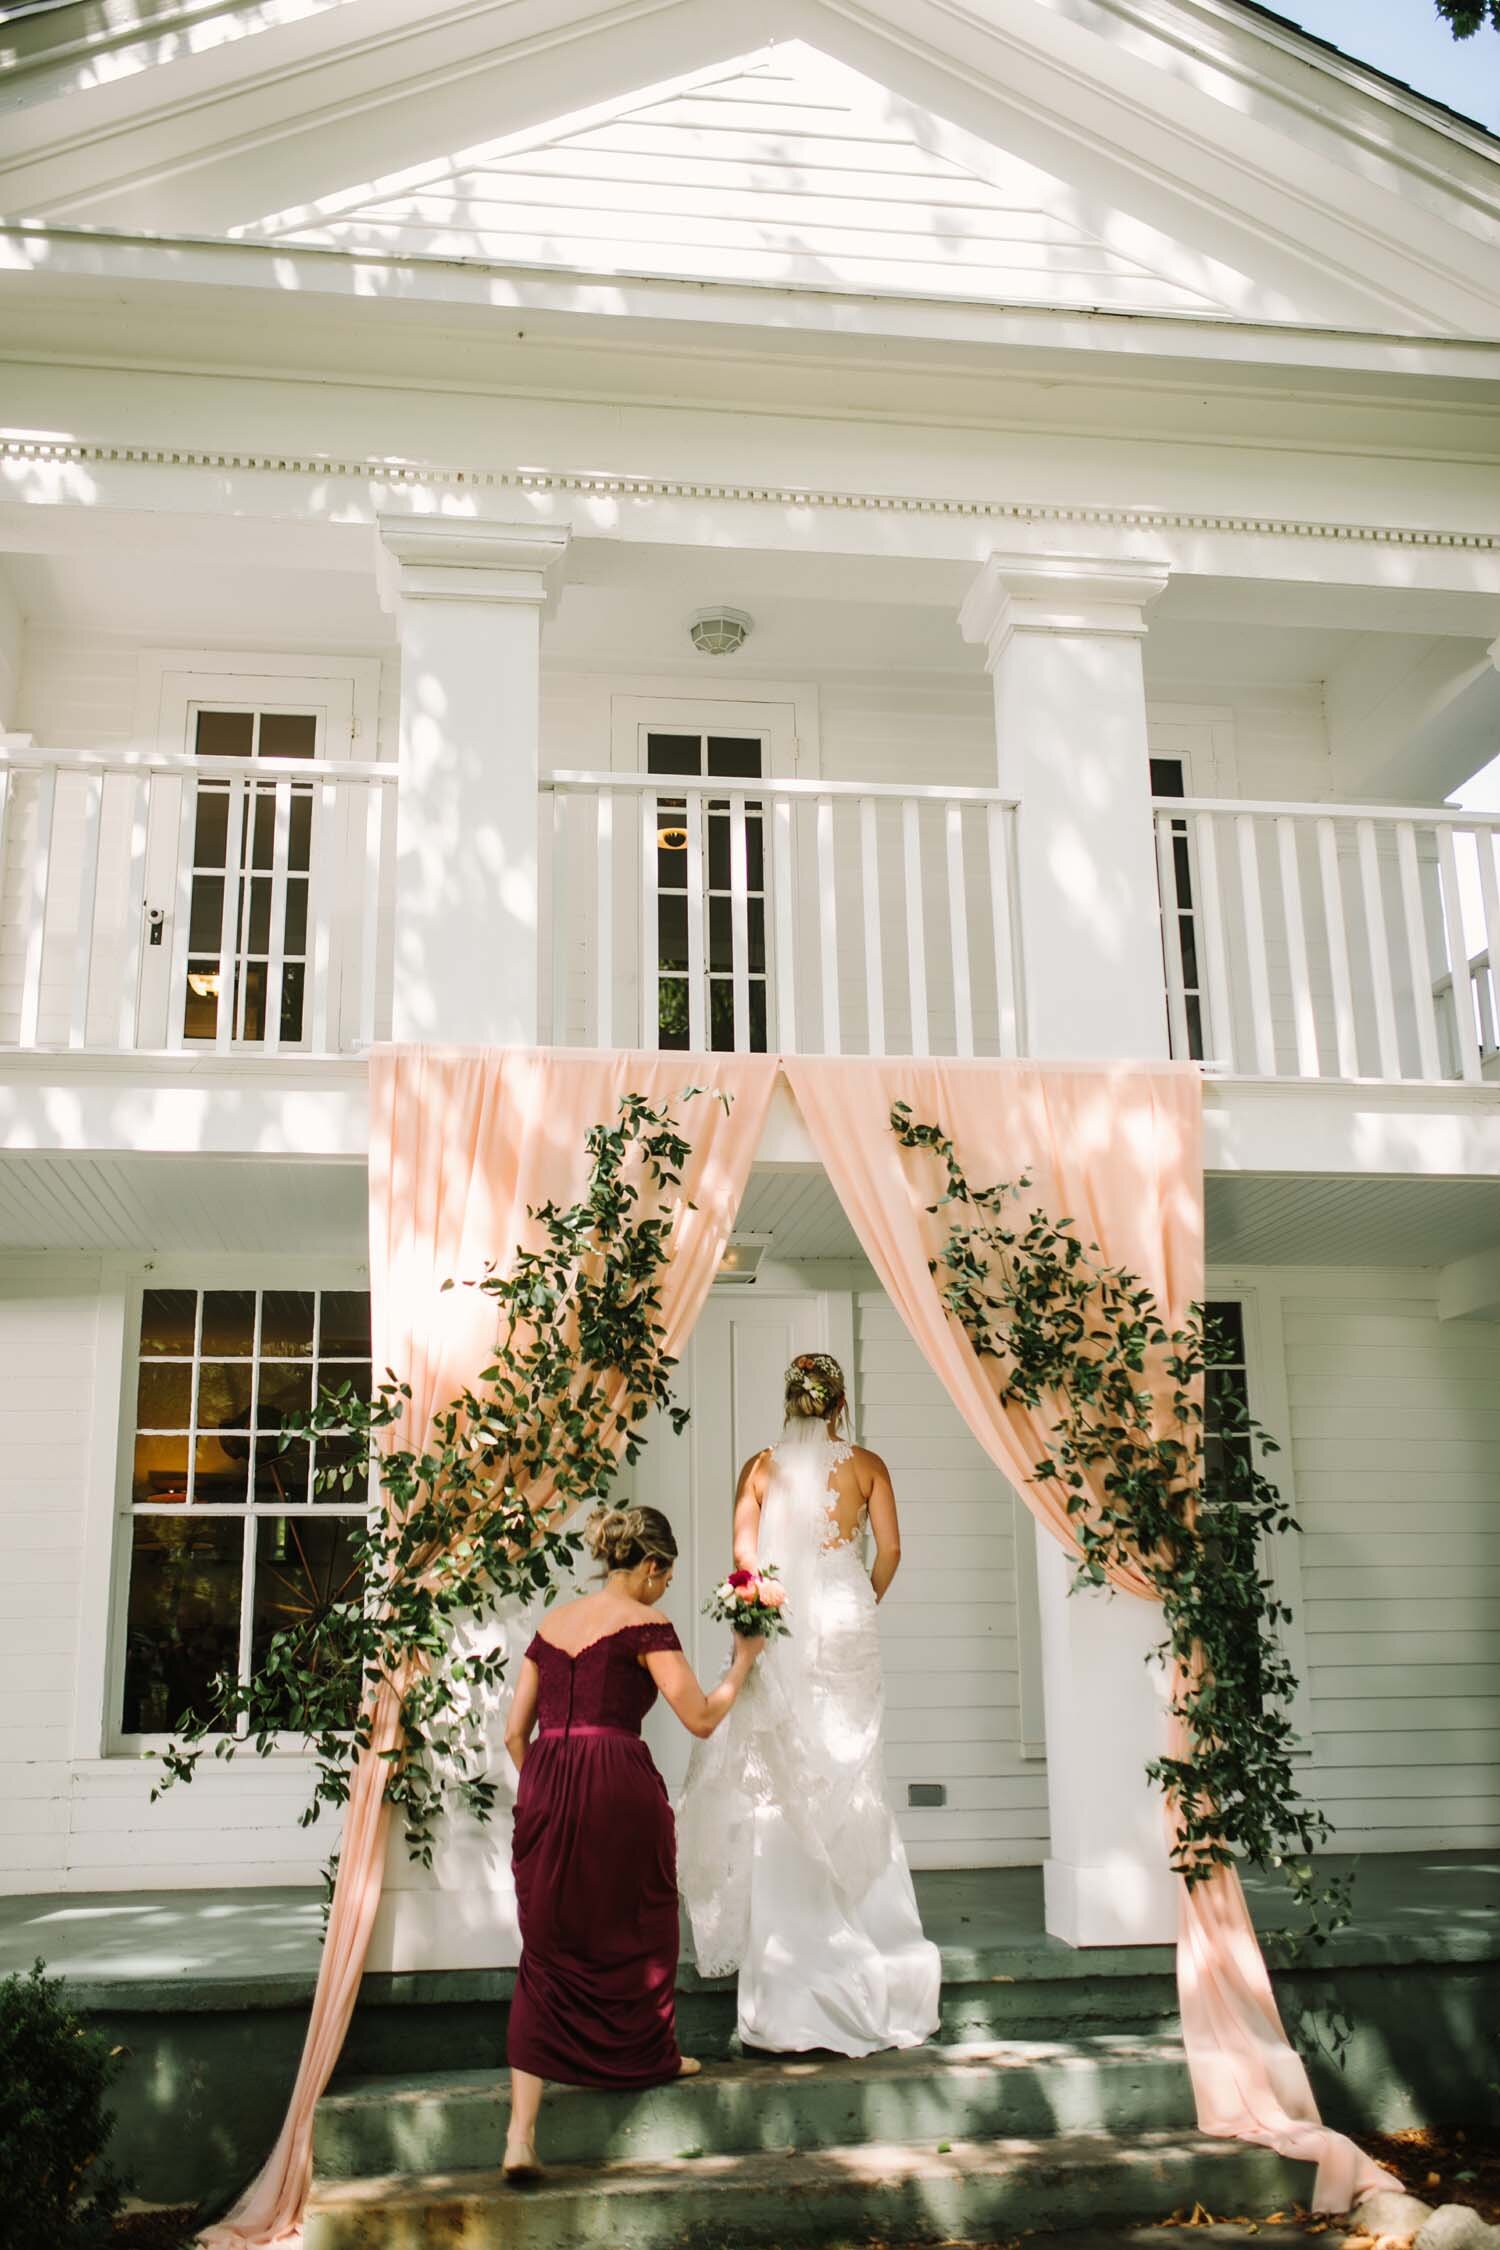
[501,1503,760,2180]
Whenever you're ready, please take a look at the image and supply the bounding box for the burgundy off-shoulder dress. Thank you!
[507,1620,684,2088]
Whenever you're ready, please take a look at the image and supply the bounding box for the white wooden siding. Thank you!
[238,48,1234,318]
[1282,1287,1500,1851]
[856,1290,1050,1868]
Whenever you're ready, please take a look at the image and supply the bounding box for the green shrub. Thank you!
[0,1959,126,2249]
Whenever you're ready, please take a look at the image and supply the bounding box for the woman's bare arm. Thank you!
[503,1656,540,1774]
[863,1451,902,1602]
[646,1640,760,1739]
[731,1449,770,1572]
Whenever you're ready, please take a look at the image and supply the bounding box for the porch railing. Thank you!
[541,771,1022,1058]
[0,746,396,1056]
[1154,796,1500,1084]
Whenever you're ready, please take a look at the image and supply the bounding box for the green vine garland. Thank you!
[151,1091,706,1893]
[891,1102,1350,1950]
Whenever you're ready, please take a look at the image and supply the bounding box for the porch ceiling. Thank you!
[0,1152,368,1256]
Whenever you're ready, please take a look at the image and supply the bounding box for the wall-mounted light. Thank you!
[187,971,222,999]
[689,608,752,657]
[716,1234,770,1285]
[657,825,690,851]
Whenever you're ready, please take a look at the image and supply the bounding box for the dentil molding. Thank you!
[3,437,1499,552]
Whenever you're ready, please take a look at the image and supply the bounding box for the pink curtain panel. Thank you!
[203,1047,1388,2247]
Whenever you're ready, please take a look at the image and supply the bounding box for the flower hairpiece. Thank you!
[785,1352,845,1413]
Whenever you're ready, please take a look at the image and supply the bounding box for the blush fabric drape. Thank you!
[202,1046,778,2250]
[783,1054,1392,2214]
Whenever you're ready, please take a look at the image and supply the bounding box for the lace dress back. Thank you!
[528,1622,681,1735]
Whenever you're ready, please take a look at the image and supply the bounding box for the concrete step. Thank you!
[315,2038,1203,2181]
[302,2130,1311,2250]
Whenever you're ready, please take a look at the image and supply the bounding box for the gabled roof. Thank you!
[3,0,1500,350]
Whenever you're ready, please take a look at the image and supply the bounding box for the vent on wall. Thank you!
[907,1782,947,1808]
[716,1234,770,1285]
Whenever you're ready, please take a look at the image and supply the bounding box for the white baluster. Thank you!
[816,794,840,1055]
[686,791,707,1054]
[986,801,1019,1059]
[1191,811,1234,1072]
[1356,819,1401,1080]
[68,773,104,1052]
[164,773,198,1054]
[117,773,150,1053]
[358,781,386,1051]
[1314,817,1358,1080]
[1395,820,1441,1082]
[1275,815,1319,1078]
[902,797,928,1058]
[1235,813,1277,1077]
[946,801,974,1059]
[1436,824,1480,1083]
[595,788,614,1050]
[859,795,885,1058]
[772,793,796,1054]
[729,791,751,1054]
[1477,829,1500,1060]
[262,779,293,1055]
[306,774,338,1056]
[215,773,246,1055]
[18,766,57,1050]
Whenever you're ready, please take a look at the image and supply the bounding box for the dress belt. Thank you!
[538,1723,638,1740]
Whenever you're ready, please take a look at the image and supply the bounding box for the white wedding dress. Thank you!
[676,1420,942,2055]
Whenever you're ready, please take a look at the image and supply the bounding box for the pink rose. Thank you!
[734,1583,757,1603]
[726,1568,755,1589]
[756,1580,788,1610]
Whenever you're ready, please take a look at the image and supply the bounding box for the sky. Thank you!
[1276,1,1500,131]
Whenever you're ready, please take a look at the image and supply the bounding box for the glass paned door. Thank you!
[138,672,354,1049]
[647,731,769,1051]
[184,707,317,1044]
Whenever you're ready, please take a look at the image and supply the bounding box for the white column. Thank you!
[960,553,1170,1062]
[1035,1532,1178,1945]
[963,554,1177,1945]
[377,519,568,1047]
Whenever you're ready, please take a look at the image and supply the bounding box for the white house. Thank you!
[0,0,1498,2218]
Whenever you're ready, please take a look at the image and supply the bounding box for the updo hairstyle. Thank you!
[585,1504,679,1576]
[784,1351,848,1429]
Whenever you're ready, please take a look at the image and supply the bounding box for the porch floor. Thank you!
[1,1852,1493,2013]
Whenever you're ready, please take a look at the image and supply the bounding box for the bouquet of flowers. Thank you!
[704,1566,791,1641]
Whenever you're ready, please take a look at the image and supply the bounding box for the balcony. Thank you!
[0,745,395,1057]
[1154,797,1500,1085]
[541,771,1022,1059]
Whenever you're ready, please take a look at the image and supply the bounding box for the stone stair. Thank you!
[305,2032,1313,2248]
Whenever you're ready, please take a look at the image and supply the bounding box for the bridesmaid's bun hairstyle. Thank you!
[585,1504,679,1576]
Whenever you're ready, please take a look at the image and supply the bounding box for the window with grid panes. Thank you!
[121,1286,370,1737]
[647,732,769,1051]
[183,708,317,1047]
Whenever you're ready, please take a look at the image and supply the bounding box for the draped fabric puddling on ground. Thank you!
[783,1054,1393,2215]
[200,1047,778,2250]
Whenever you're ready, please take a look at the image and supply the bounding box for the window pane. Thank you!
[252,1437,310,1506]
[259,712,317,761]
[251,1514,361,1727]
[121,1514,243,1734]
[288,793,313,874]
[262,1290,315,1358]
[319,1293,372,1358]
[133,1432,191,1507]
[191,790,231,871]
[657,893,688,973]
[141,1289,197,1357]
[195,710,254,760]
[193,1434,250,1505]
[1149,756,1186,799]
[645,732,702,777]
[136,1360,192,1431]
[1204,1302,1245,1365]
[187,876,227,954]
[279,963,307,1045]
[317,1362,372,1412]
[706,735,762,779]
[184,961,225,1042]
[198,1361,253,1432]
[284,878,309,956]
[257,1361,311,1427]
[655,815,689,890]
[657,977,689,1049]
[201,1291,255,1355]
[312,1430,369,1504]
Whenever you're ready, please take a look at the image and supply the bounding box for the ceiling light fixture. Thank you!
[689,608,752,656]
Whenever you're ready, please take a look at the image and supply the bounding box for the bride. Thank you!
[677,1352,941,2055]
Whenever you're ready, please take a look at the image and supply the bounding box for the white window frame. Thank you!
[133,650,382,757]
[84,1252,372,1762]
